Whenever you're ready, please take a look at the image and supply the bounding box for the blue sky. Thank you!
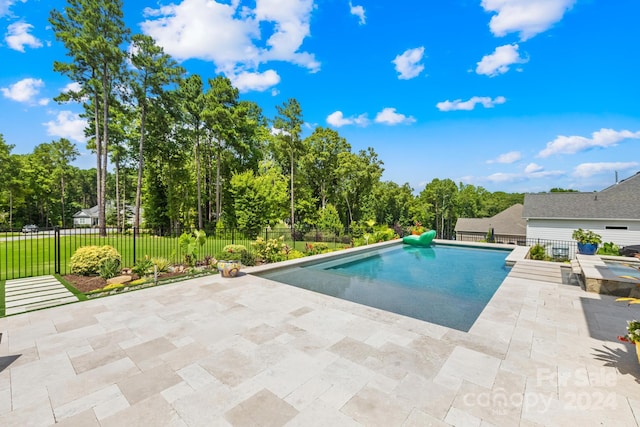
[1,0,639,193]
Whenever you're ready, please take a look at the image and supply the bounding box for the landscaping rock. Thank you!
[106,275,132,285]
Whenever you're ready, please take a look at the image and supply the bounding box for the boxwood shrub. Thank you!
[70,245,121,276]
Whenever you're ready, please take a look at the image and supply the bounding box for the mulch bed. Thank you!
[63,275,108,293]
[63,270,204,294]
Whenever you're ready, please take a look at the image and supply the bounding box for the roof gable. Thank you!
[455,204,526,235]
[523,171,640,220]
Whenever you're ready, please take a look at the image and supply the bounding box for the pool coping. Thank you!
[244,239,521,276]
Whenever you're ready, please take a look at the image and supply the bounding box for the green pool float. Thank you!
[402,229,436,246]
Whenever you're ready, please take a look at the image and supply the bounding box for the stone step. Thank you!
[5,287,73,304]
[3,275,78,316]
[5,275,58,286]
[5,282,67,296]
[5,296,78,316]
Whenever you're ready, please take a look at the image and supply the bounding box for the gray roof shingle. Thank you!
[522,171,640,220]
[455,203,526,235]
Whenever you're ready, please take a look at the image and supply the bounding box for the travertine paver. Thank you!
[0,254,638,426]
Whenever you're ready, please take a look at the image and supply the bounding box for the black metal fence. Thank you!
[0,226,353,281]
[1,226,583,282]
[456,233,578,260]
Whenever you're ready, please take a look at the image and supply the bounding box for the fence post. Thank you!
[133,227,137,265]
[54,227,60,274]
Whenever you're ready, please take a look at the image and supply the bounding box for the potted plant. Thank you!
[572,228,602,255]
[616,298,640,364]
[217,260,240,277]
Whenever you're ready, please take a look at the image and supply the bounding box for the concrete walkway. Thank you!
[0,263,639,426]
[3,276,78,316]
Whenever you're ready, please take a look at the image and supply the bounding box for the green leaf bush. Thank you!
[70,245,121,276]
[252,237,285,263]
[151,257,170,272]
[132,256,154,276]
[99,258,121,279]
[529,244,548,261]
[597,242,620,256]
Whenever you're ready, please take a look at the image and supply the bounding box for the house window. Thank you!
[605,226,628,230]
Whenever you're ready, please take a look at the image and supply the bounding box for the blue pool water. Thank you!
[258,244,512,331]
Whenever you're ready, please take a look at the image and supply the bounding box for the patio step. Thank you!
[3,275,78,316]
[508,260,567,284]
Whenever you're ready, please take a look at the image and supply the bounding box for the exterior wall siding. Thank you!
[526,219,640,247]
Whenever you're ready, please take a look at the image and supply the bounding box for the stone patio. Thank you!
[0,257,639,426]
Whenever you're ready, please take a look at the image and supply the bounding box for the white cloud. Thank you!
[326,111,369,127]
[1,77,48,104]
[488,151,521,164]
[476,44,527,77]
[5,21,42,52]
[486,172,523,183]
[524,162,543,173]
[0,0,25,17]
[229,69,280,93]
[437,95,506,111]
[44,110,87,142]
[573,162,639,179]
[481,0,576,41]
[141,0,318,92]
[485,167,563,184]
[538,128,640,158]
[349,2,366,25]
[392,47,425,80]
[374,108,416,125]
[62,82,82,94]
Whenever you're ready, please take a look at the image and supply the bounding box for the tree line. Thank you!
[0,0,524,238]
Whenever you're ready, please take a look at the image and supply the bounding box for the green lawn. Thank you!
[0,280,5,317]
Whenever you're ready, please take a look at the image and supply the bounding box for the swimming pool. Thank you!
[257,243,512,331]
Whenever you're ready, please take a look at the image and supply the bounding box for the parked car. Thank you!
[22,224,39,233]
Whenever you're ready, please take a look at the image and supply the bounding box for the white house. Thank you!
[523,171,640,250]
[72,205,99,227]
[72,203,140,227]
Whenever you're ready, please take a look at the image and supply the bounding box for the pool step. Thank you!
[508,260,567,284]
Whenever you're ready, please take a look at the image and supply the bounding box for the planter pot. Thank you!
[577,242,599,255]
[217,260,240,278]
[637,342,640,365]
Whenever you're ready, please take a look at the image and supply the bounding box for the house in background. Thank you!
[72,205,99,227]
[523,171,640,249]
[454,203,526,244]
[72,203,139,227]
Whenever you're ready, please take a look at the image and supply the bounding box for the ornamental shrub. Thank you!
[252,236,285,263]
[151,256,171,272]
[132,256,154,276]
[99,258,121,280]
[287,249,306,260]
[304,242,329,255]
[217,244,248,262]
[70,245,121,276]
[529,244,548,261]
